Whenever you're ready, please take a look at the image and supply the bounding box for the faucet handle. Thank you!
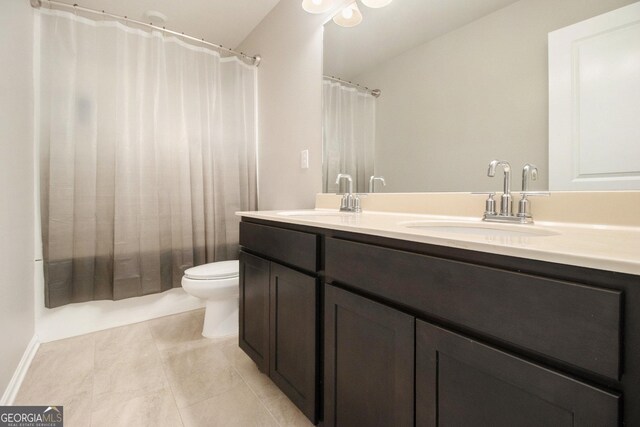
[354,195,362,213]
[472,192,497,216]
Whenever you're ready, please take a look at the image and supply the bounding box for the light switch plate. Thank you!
[301,149,309,169]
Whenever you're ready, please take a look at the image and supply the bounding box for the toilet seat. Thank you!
[184,260,239,280]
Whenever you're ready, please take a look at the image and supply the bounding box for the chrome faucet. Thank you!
[368,176,386,193]
[517,164,537,219]
[479,161,549,223]
[521,163,538,192]
[517,164,549,220]
[336,173,361,213]
[487,160,513,216]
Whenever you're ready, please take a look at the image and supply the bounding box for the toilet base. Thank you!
[202,297,239,338]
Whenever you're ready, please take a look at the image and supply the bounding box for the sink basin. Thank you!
[401,220,559,238]
[276,210,347,217]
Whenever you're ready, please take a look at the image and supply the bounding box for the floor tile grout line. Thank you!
[230,365,284,427]
[148,322,187,427]
[89,334,97,427]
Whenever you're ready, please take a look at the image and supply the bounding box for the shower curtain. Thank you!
[322,79,376,193]
[37,9,257,308]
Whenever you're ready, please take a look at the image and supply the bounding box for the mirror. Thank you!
[322,0,637,193]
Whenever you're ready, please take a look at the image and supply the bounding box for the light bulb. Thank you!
[332,2,362,27]
[360,0,393,8]
[301,0,334,14]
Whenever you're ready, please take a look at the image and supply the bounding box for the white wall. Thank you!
[237,0,349,210]
[0,0,35,397]
[354,0,635,192]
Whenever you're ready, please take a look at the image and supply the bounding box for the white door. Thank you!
[549,2,640,190]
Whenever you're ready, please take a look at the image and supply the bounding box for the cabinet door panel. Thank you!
[416,320,620,427]
[325,285,414,427]
[269,263,318,423]
[239,251,270,373]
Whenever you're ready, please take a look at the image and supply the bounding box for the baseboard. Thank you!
[0,335,40,405]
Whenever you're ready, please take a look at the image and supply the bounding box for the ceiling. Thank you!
[324,0,521,79]
[66,0,281,49]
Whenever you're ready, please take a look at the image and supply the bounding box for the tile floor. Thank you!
[15,309,314,427]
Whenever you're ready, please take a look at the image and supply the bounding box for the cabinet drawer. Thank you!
[325,237,622,380]
[240,221,318,272]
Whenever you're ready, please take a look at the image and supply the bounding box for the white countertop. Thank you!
[237,209,640,276]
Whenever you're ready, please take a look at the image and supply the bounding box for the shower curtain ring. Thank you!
[73,3,78,16]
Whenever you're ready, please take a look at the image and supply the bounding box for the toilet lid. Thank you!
[184,260,239,280]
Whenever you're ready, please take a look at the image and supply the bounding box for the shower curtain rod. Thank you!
[29,0,262,67]
[324,75,381,98]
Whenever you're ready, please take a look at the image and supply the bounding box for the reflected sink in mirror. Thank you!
[401,220,560,238]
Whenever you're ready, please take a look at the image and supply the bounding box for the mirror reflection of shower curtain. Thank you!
[322,79,376,193]
[37,9,257,308]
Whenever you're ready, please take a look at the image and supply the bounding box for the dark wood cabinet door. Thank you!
[269,263,318,423]
[416,320,620,427]
[324,285,414,427]
[239,251,270,373]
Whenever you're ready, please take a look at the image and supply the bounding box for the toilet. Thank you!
[181,260,239,338]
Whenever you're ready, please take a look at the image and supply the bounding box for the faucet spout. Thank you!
[368,176,386,193]
[522,163,538,192]
[487,160,512,195]
[487,160,512,216]
[335,173,353,195]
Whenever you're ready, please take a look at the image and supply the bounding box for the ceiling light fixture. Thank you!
[143,10,168,24]
[332,2,363,27]
[360,0,393,8]
[301,0,334,14]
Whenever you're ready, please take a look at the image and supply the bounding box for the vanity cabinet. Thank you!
[239,217,638,426]
[239,222,320,423]
[324,235,623,427]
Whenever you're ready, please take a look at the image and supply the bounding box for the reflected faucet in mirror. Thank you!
[369,176,386,193]
[518,164,550,221]
[522,164,538,192]
[336,173,362,213]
